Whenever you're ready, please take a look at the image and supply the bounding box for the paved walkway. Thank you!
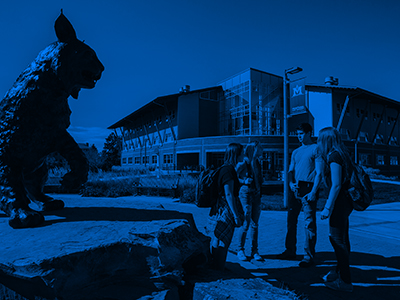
[123,195,400,300]
[371,178,400,185]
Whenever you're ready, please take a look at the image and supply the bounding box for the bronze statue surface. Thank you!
[0,11,104,228]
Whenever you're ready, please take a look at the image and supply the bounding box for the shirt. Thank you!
[289,143,321,182]
[218,164,240,197]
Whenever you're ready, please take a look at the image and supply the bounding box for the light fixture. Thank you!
[285,67,303,75]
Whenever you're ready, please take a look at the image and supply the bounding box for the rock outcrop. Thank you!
[0,196,210,299]
[193,278,298,300]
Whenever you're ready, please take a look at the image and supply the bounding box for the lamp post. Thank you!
[283,67,303,208]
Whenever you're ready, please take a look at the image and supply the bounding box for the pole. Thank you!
[354,140,358,164]
[336,95,350,131]
[283,73,289,208]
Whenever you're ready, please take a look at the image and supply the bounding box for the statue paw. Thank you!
[30,195,65,211]
[9,209,44,229]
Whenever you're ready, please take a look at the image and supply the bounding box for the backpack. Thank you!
[347,163,374,211]
[195,166,222,208]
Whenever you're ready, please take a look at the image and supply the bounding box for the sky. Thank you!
[0,0,399,151]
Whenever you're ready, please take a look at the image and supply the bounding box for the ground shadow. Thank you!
[364,208,400,211]
[39,206,197,228]
[250,251,400,300]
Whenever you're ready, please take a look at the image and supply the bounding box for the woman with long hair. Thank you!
[236,140,264,261]
[211,142,244,270]
[318,127,354,292]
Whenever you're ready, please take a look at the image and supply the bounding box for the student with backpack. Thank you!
[236,140,264,261]
[318,127,354,292]
[210,143,244,270]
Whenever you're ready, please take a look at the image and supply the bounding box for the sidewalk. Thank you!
[124,195,400,300]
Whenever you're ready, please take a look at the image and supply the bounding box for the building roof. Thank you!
[217,67,282,84]
[306,83,400,106]
[108,85,222,129]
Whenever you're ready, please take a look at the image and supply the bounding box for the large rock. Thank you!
[0,196,210,299]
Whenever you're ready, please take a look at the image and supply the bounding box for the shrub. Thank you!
[363,167,398,181]
[80,171,182,198]
[176,174,198,203]
[111,165,151,175]
[80,177,140,197]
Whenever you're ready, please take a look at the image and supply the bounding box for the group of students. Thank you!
[208,123,355,293]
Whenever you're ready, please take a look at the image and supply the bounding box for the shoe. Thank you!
[324,278,353,292]
[237,250,247,261]
[276,250,296,260]
[252,253,263,261]
[321,270,339,282]
[299,258,314,268]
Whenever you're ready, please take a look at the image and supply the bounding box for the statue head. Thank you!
[53,11,104,99]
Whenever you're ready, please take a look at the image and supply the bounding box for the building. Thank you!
[108,68,400,178]
[307,78,400,175]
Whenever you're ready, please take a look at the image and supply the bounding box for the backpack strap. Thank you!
[244,161,251,176]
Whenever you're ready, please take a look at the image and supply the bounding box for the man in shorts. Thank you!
[277,123,323,267]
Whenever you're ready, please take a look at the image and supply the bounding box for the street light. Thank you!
[283,67,303,208]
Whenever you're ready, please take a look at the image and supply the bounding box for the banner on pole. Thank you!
[289,77,307,115]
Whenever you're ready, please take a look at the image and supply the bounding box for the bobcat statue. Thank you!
[0,11,104,228]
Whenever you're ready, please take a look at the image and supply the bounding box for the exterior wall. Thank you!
[344,140,400,176]
[219,70,251,135]
[330,90,399,144]
[249,69,283,135]
[218,68,283,136]
[307,88,400,175]
[177,89,220,139]
[177,93,200,139]
[199,98,219,137]
[120,134,301,180]
[122,126,178,152]
[121,125,178,166]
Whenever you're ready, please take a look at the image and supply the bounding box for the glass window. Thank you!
[390,156,398,166]
[135,157,140,164]
[152,155,158,164]
[128,157,133,164]
[359,153,371,166]
[389,137,398,146]
[122,157,127,164]
[164,154,173,164]
[376,155,385,165]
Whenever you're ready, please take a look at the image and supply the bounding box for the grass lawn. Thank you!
[261,181,400,211]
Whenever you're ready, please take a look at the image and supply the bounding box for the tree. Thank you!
[100,132,122,171]
[46,144,102,173]
[46,152,69,170]
[83,144,102,172]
